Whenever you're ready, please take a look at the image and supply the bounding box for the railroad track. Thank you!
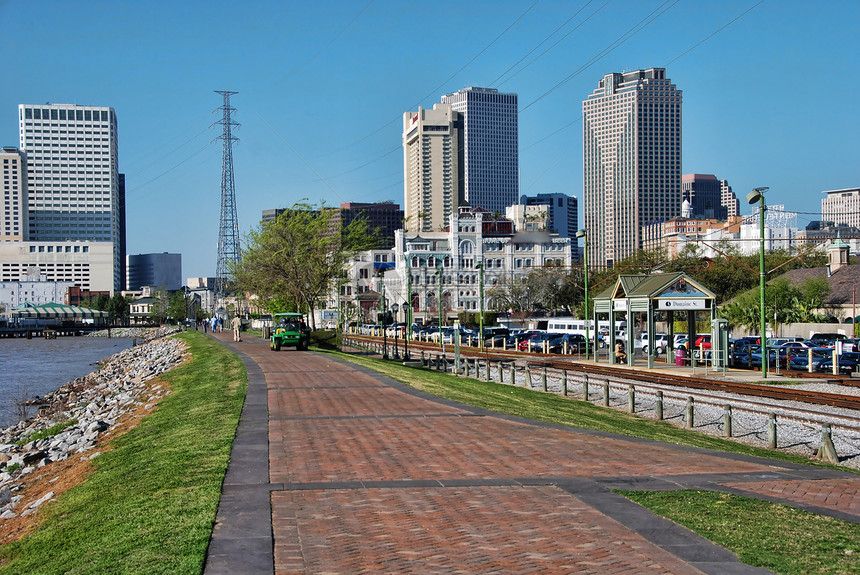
[347,335,860,412]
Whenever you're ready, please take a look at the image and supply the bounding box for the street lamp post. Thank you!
[477,261,485,351]
[576,229,590,360]
[379,269,389,360]
[747,187,769,377]
[839,280,857,337]
[391,303,400,359]
[437,267,443,348]
[403,301,410,360]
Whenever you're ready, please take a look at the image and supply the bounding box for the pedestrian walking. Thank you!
[231,316,242,342]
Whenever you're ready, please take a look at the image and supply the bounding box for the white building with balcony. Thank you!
[334,209,574,326]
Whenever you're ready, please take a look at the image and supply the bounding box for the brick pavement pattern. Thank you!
[210,334,860,574]
[720,477,859,516]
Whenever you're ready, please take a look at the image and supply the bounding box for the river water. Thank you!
[0,336,134,428]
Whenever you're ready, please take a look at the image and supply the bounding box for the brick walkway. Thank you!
[205,334,859,574]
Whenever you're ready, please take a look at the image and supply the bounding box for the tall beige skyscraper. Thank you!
[402,104,462,233]
[582,68,682,268]
[1,147,27,242]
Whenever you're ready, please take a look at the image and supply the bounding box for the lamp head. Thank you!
[746,187,769,205]
[575,229,587,238]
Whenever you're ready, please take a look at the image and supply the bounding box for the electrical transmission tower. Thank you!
[214,90,240,300]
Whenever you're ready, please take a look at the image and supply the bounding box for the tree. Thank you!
[233,203,377,329]
[94,293,110,311]
[719,276,832,333]
[167,291,188,323]
[107,293,129,326]
[149,290,170,324]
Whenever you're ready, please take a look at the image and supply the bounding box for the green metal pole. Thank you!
[438,268,443,348]
[405,258,411,360]
[478,262,484,351]
[760,198,767,378]
[584,235,590,361]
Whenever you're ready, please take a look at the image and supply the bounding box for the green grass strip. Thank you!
[317,345,849,468]
[0,331,247,575]
[618,490,859,575]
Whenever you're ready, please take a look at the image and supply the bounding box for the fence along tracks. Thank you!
[347,335,860,413]
[346,335,860,466]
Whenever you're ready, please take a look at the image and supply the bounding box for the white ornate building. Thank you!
[334,209,574,326]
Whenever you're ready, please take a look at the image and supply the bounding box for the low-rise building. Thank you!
[0,279,73,318]
[0,240,115,292]
[333,208,574,326]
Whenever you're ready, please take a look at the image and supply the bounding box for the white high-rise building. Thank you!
[582,68,682,268]
[1,147,27,242]
[17,104,122,290]
[822,187,860,228]
[441,87,518,214]
[402,104,462,233]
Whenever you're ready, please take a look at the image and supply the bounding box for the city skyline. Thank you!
[2,1,858,279]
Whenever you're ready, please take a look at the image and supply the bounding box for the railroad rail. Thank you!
[346,335,860,412]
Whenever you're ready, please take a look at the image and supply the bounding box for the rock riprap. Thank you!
[0,327,188,519]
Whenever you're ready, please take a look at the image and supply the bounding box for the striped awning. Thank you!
[10,302,109,319]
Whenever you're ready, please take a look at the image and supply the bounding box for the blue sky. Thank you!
[2,0,858,279]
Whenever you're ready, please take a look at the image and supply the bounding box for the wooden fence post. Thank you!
[768,413,777,449]
[815,424,839,464]
[542,367,547,392]
[603,380,610,406]
[583,374,589,401]
[724,405,732,437]
[686,396,694,428]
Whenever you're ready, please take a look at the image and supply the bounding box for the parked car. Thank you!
[731,342,761,368]
[547,333,588,354]
[787,347,833,371]
[771,341,816,367]
[528,332,559,353]
[640,332,668,355]
[816,351,860,375]
[482,326,510,342]
[839,338,860,352]
[809,333,848,346]
[504,331,540,350]
[693,334,712,350]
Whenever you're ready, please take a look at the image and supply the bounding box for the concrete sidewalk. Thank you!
[204,333,859,574]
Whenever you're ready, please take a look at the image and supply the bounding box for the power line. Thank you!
[664,0,766,66]
[321,1,541,158]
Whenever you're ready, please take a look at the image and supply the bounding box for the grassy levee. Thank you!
[0,331,246,575]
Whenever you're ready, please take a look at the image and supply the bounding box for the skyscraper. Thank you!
[18,103,122,289]
[582,68,682,268]
[441,87,518,214]
[721,179,739,218]
[1,147,27,242]
[402,104,462,233]
[682,174,726,220]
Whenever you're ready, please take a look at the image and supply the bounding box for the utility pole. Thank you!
[214,90,240,302]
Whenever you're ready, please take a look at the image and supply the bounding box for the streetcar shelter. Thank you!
[592,273,718,368]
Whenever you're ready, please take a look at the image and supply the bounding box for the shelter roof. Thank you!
[10,302,108,319]
[594,273,715,301]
